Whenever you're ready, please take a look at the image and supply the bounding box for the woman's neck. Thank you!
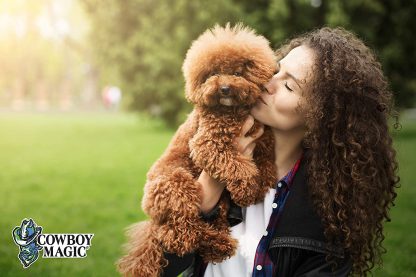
[272,127,305,180]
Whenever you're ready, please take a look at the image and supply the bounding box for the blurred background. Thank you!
[0,0,415,276]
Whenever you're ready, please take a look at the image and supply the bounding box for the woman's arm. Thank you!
[160,251,196,277]
[199,169,225,214]
[272,247,352,277]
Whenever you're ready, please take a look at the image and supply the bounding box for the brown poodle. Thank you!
[117,23,277,276]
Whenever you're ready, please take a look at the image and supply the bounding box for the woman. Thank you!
[162,27,400,276]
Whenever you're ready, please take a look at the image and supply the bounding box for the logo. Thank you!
[12,218,94,268]
[12,219,43,268]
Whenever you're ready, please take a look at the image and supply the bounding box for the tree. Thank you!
[82,0,415,127]
[237,0,415,109]
[81,0,243,127]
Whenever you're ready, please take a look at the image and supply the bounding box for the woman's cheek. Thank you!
[272,101,303,130]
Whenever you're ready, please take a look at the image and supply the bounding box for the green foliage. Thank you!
[81,0,244,127]
[324,0,416,109]
[82,0,416,128]
[239,0,416,109]
[0,1,91,106]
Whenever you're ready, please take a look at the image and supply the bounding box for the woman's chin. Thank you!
[250,109,267,125]
[250,102,262,113]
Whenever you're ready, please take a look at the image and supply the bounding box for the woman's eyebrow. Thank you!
[277,61,302,88]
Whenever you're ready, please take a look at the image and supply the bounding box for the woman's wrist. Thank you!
[198,170,225,214]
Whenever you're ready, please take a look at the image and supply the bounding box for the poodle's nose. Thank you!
[220,86,230,96]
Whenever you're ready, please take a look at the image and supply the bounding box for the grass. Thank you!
[0,112,173,276]
[0,112,415,276]
[373,114,416,276]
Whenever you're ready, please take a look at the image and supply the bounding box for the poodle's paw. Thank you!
[198,232,238,263]
[226,178,263,207]
[201,153,260,183]
[222,156,259,181]
[157,224,200,256]
[189,136,210,168]
[190,133,259,182]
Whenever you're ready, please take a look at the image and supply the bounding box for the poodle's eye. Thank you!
[245,60,255,68]
[204,72,218,81]
[233,72,242,77]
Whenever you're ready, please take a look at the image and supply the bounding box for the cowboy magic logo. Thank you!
[12,218,94,268]
[12,219,42,268]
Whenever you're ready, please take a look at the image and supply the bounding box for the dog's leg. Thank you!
[141,110,201,222]
[228,127,277,206]
[197,194,238,263]
[251,126,278,201]
[119,109,205,275]
[226,177,259,207]
[154,181,237,258]
[155,201,204,256]
[189,125,259,182]
[142,167,203,225]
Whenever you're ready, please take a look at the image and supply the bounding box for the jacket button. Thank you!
[277,181,283,188]
[271,203,278,208]
[256,265,262,270]
[263,231,268,236]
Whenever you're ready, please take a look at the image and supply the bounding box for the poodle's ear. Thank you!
[184,83,198,105]
[185,90,194,104]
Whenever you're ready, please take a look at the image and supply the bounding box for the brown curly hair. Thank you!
[275,27,401,275]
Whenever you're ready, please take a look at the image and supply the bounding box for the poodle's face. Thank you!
[192,55,273,107]
[182,24,277,108]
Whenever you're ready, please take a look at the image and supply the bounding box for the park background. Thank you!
[0,0,415,276]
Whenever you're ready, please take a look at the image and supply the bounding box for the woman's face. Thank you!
[251,45,315,131]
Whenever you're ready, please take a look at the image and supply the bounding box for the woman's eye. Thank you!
[285,82,293,92]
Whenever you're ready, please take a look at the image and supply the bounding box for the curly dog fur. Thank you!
[117,23,277,276]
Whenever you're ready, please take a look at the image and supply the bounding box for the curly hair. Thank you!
[275,27,401,275]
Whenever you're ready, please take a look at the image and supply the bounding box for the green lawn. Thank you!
[0,112,415,276]
[0,112,172,276]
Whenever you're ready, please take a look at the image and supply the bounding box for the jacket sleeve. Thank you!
[272,247,352,277]
[198,190,245,225]
[160,251,196,277]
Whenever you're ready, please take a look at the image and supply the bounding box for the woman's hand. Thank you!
[199,115,264,214]
[234,115,264,159]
